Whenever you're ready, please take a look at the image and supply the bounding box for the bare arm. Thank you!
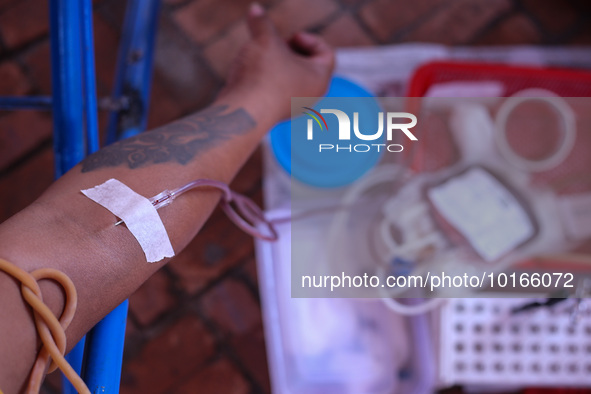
[0,5,334,392]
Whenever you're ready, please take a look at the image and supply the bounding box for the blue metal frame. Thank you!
[48,0,85,179]
[106,0,161,143]
[81,0,100,155]
[82,301,129,392]
[0,96,52,110]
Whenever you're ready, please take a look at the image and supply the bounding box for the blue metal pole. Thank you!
[49,0,85,178]
[0,96,52,110]
[106,0,161,143]
[63,337,86,391]
[80,0,100,154]
[49,1,86,393]
[82,300,129,393]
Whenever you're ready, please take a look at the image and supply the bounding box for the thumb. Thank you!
[247,3,276,41]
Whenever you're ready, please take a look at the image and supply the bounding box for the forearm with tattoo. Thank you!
[81,105,256,172]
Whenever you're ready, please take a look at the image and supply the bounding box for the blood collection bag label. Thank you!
[428,167,534,262]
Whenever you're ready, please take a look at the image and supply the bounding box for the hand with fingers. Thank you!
[221,2,335,120]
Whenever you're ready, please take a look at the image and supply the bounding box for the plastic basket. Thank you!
[406,61,591,389]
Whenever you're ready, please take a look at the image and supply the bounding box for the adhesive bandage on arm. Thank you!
[81,179,175,263]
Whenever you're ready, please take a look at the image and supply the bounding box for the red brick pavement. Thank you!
[0,0,589,393]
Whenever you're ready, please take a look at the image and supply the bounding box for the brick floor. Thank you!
[129,269,178,327]
[230,324,272,392]
[0,1,589,393]
[20,40,52,94]
[268,0,340,37]
[174,359,250,394]
[203,21,250,79]
[91,14,121,95]
[521,0,579,35]
[0,61,32,95]
[402,0,513,45]
[172,0,274,45]
[241,255,260,288]
[320,13,375,47]
[120,315,215,394]
[0,111,52,171]
[0,146,53,221]
[152,14,221,114]
[360,0,445,42]
[0,0,49,49]
[168,206,256,294]
[200,278,261,336]
[473,13,541,45]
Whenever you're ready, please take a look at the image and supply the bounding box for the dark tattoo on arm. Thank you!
[81,105,255,172]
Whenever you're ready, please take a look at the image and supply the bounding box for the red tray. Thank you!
[407,61,591,97]
[405,61,591,194]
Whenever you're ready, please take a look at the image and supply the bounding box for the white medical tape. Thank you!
[81,179,175,263]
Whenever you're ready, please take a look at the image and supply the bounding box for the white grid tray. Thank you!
[440,298,591,387]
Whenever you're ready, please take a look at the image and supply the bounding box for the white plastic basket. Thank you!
[440,297,591,387]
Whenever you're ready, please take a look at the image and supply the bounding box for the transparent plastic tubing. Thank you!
[147,179,278,242]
